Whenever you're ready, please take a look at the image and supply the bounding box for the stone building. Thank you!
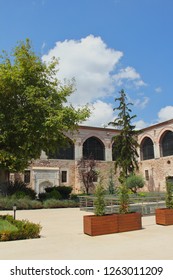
[19,119,173,194]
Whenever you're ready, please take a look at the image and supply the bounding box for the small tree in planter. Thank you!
[155,178,173,225]
[116,179,142,233]
[108,90,142,232]
[83,178,118,236]
[93,179,106,216]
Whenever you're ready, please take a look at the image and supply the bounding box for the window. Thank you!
[48,138,74,160]
[24,170,30,184]
[61,171,67,183]
[145,170,149,181]
[83,137,105,160]
[161,131,173,157]
[141,137,154,160]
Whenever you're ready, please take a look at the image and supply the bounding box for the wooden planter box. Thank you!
[83,212,142,236]
[155,208,173,225]
[118,212,142,232]
[83,214,118,236]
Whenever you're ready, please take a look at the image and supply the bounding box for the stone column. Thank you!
[105,139,112,161]
[154,141,160,158]
[74,139,83,160]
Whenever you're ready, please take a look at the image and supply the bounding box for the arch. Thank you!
[160,130,173,157]
[39,181,53,193]
[48,137,74,160]
[140,137,154,160]
[83,136,105,160]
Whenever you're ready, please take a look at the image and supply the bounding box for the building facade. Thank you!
[18,119,173,194]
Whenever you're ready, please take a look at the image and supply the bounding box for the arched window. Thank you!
[112,142,117,161]
[140,137,154,160]
[83,137,105,160]
[161,131,173,157]
[48,138,74,160]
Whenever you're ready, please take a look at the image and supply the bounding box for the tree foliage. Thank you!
[165,177,173,209]
[0,39,90,174]
[94,178,106,216]
[126,174,145,194]
[109,89,140,182]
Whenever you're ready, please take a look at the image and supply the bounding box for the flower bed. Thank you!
[0,215,42,241]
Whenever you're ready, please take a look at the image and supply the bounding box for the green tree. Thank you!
[94,178,106,216]
[109,89,139,182]
[0,39,90,180]
[108,168,116,195]
[126,174,145,194]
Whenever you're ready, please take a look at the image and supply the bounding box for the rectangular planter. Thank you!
[155,208,173,225]
[118,212,142,232]
[83,214,118,236]
[83,212,142,236]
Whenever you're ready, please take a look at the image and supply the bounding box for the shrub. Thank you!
[28,200,43,209]
[118,184,130,214]
[126,174,145,194]
[43,199,79,208]
[0,180,36,199]
[45,186,72,199]
[70,194,79,202]
[94,179,106,216]
[0,215,42,241]
[43,199,62,208]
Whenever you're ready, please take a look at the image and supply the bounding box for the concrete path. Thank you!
[0,208,173,260]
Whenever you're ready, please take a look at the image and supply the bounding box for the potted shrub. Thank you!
[155,178,173,225]
[83,179,118,236]
[117,182,142,233]
[83,176,142,236]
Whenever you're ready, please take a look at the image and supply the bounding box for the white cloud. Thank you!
[42,35,123,106]
[83,100,115,127]
[133,120,148,130]
[42,35,147,127]
[133,96,149,109]
[158,106,173,122]
[155,87,162,93]
[113,66,146,87]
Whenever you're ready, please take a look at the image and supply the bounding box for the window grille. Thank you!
[162,131,173,157]
[83,137,105,160]
[141,137,154,160]
[61,171,67,183]
[48,139,74,160]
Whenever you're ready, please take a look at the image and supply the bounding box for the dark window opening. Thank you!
[61,171,67,183]
[24,170,30,184]
[83,137,105,160]
[161,131,173,157]
[48,139,74,160]
[145,170,149,181]
[141,137,154,160]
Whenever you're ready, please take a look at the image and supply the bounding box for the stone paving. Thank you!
[0,208,173,260]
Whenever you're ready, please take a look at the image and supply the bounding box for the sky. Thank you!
[0,0,173,129]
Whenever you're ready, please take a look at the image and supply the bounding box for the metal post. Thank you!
[13,204,17,220]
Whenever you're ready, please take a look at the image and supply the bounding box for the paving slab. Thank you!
[0,208,173,260]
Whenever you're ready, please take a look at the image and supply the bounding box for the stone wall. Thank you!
[20,120,173,194]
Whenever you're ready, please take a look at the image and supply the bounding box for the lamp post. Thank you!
[13,204,17,220]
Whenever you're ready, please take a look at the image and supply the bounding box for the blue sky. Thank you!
[1,0,173,128]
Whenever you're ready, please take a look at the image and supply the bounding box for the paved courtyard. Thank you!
[0,208,173,260]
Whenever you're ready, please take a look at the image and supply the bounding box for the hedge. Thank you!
[0,215,42,241]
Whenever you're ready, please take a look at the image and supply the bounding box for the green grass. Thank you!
[0,220,18,233]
